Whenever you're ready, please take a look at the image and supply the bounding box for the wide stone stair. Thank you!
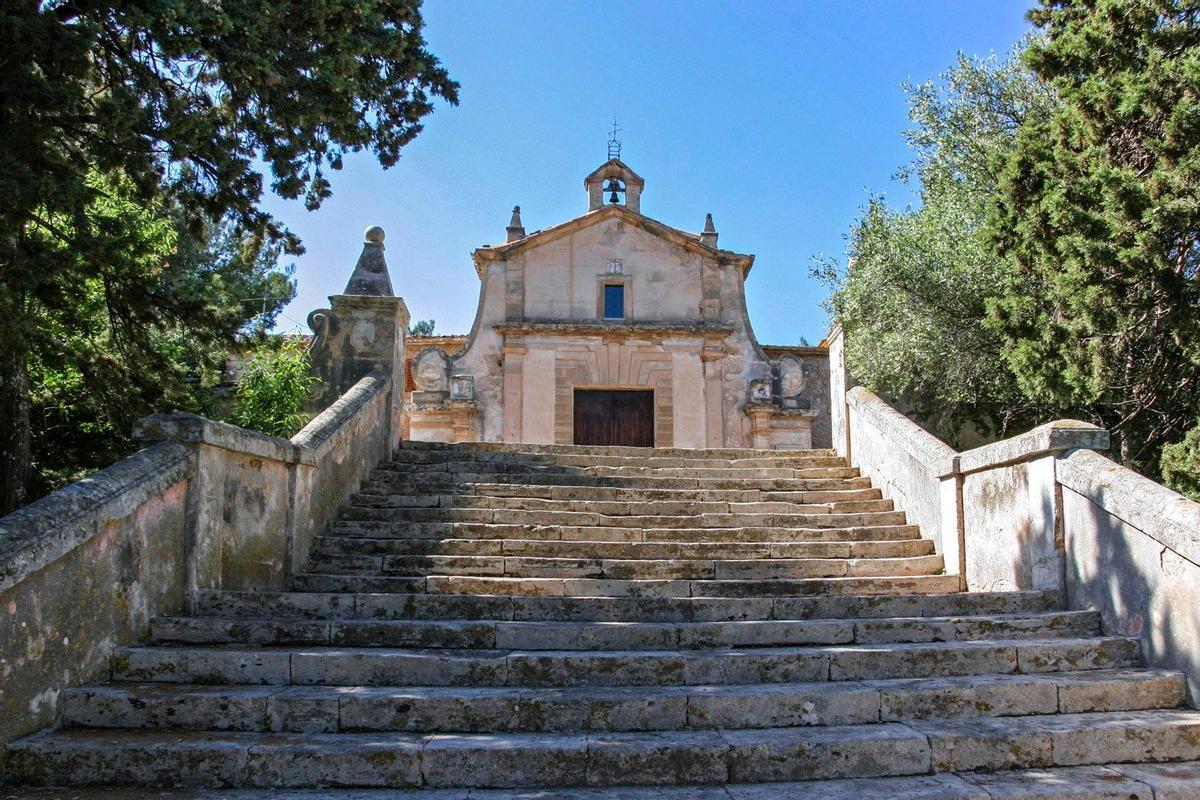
[7,442,1200,797]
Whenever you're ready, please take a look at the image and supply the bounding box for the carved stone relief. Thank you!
[413,348,451,393]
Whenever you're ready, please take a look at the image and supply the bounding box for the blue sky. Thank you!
[262,0,1032,345]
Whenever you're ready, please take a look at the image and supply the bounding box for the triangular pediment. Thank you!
[472,204,753,275]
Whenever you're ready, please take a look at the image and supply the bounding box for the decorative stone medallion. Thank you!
[779,355,808,399]
[413,348,451,393]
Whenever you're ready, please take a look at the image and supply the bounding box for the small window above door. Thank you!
[603,284,625,319]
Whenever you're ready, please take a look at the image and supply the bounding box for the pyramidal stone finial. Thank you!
[700,213,718,247]
[342,225,394,296]
[506,205,526,243]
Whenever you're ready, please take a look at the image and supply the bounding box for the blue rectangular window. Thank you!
[603,284,625,319]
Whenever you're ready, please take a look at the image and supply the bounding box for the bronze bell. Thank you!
[603,178,622,204]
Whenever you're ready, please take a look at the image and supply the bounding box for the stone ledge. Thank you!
[743,403,818,418]
[134,413,309,466]
[293,372,390,459]
[0,442,193,594]
[494,320,735,338]
[956,420,1109,476]
[846,386,957,476]
[132,373,391,471]
[1058,448,1200,567]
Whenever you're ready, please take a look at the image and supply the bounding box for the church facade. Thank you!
[404,157,831,450]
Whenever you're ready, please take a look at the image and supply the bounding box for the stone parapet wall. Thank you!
[0,443,193,768]
[828,323,1200,703]
[844,385,957,564]
[0,372,394,765]
[1058,449,1200,702]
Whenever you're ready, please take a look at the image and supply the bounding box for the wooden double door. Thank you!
[573,389,655,447]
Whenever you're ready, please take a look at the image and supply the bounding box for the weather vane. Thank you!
[608,115,622,160]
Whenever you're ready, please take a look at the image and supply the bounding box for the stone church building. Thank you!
[404,157,831,449]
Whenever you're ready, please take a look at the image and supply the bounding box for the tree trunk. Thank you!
[0,345,31,515]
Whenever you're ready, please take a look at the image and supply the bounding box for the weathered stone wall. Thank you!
[795,352,831,450]
[291,373,393,573]
[0,372,394,764]
[0,443,192,771]
[1059,449,1200,702]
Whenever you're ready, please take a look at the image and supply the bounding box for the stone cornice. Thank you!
[743,403,819,419]
[493,320,735,339]
[471,205,755,276]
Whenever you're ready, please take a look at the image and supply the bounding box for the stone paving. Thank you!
[6,442,1200,796]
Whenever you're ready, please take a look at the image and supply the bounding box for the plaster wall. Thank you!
[521,348,557,444]
[671,350,706,449]
[521,218,704,321]
[826,327,851,458]
[291,373,394,572]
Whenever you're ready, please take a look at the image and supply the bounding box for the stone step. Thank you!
[110,636,1139,688]
[361,482,882,505]
[325,522,925,544]
[398,441,840,459]
[302,553,947,581]
[12,709,1200,787]
[148,611,1100,650]
[9,762,1200,798]
[340,507,909,530]
[373,464,862,481]
[288,572,965,597]
[311,535,937,561]
[348,492,894,516]
[367,474,875,491]
[194,589,1060,624]
[386,451,850,469]
[61,668,1184,734]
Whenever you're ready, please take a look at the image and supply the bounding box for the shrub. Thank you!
[231,340,315,438]
[1162,424,1200,502]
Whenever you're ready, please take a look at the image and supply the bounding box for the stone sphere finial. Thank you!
[364,225,385,244]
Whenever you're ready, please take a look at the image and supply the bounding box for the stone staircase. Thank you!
[7,442,1200,797]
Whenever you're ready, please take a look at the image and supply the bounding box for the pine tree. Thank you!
[990,0,1200,470]
[0,0,458,511]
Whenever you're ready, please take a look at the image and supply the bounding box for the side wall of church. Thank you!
[453,260,507,441]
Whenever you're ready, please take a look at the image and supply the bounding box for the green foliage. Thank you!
[25,173,296,497]
[990,0,1200,470]
[1162,423,1200,501]
[815,43,1057,446]
[0,0,455,510]
[409,319,436,336]
[232,341,315,438]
